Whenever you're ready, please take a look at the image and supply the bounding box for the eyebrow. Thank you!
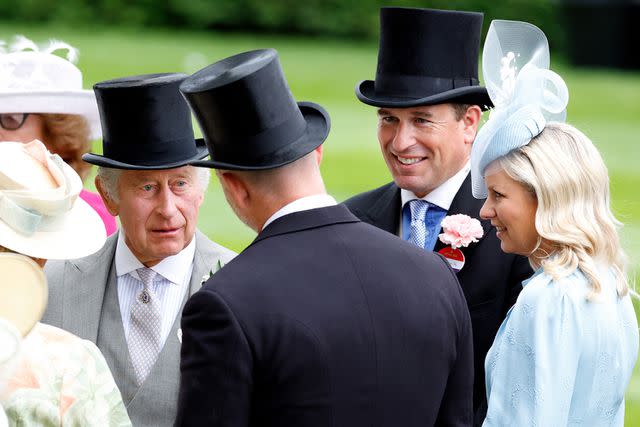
[128,176,157,186]
[377,108,434,118]
[412,111,434,118]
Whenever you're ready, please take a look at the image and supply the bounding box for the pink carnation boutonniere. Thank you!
[437,214,484,272]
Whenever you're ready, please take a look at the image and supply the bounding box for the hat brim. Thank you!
[0,90,102,140]
[356,80,493,110]
[0,254,47,337]
[82,139,209,170]
[0,197,106,260]
[190,101,330,171]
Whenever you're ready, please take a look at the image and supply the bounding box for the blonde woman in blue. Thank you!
[471,20,639,426]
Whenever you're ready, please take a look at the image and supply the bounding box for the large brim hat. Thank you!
[0,140,106,259]
[0,36,101,140]
[356,7,492,109]
[83,73,208,170]
[0,253,47,338]
[180,49,330,170]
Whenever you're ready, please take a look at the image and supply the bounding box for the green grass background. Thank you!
[1,24,638,423]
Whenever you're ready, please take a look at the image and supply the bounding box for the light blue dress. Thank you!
[484,265,639,426]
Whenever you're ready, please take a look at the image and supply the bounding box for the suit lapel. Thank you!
[433,175,491,252]
[361,183,402,235]
[62,233,118,341]
[188,230,214,296]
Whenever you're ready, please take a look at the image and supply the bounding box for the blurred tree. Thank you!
[0,0,568,55]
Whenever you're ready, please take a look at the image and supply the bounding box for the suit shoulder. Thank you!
[195,229,237,263]
[342,182,396,212]
[43,259,70,284]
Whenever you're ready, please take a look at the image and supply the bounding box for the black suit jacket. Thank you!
[343,177,533,423]
[176,205,473,426]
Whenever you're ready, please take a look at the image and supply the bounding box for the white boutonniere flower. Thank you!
[200,259,225,286]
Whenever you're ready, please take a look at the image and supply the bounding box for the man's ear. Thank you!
[218,171,250,209]
[313,144,323,166]
[462,105,482,145]
[95,176,120,216]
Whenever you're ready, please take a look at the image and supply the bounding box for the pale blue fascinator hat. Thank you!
[471,20,569,199]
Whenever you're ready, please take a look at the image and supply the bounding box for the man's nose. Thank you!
[390,121,415,153]
[156,188,179,217]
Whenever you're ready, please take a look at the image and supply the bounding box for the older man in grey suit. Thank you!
[43,73,235,427]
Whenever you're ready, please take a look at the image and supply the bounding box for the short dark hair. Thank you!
[451,104,472,121]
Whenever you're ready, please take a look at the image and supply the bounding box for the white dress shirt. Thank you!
[400,161,471,210]
[399,162,470,237]
[115,232,195,348]
[262,194,337,230]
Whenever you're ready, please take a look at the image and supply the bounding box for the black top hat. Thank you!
[179,49,330,171]
[83,73,208,170]
[356,7,492,109]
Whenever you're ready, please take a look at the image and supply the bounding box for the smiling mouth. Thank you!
[396,155,426,165]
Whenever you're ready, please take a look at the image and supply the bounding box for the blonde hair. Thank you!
[41,114,92,181]
[497,122,628,298]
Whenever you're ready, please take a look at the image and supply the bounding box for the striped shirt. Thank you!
[115,232,195,348]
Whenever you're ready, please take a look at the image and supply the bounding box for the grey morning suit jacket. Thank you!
[42,230,236,427]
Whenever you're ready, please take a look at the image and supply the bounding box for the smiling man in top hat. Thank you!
[175,48,473,426]
[342,7,533,424]
[42,73,236,427]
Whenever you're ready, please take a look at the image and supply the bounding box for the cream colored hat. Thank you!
[0,140,106,259]
[0,36,101,140]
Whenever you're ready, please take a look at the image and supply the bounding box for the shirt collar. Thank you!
[262,194,337,230]
[115,231,196,285]
[401,161,470,210]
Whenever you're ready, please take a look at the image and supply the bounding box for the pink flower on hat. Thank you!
[438,214,484,249]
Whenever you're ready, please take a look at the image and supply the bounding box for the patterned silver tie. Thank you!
[409,199,430,249]
[129,267,162,385]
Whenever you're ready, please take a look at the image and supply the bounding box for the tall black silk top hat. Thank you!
[356,7,492,109]
[83,73,208,169]
[180,49,330,170]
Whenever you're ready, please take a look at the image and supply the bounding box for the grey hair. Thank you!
[96,167,122,203]
[96,166,210,203]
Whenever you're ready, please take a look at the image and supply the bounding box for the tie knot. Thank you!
[136,268,157,288]
[409,199,430,222]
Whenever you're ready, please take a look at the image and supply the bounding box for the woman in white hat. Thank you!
[0,36,117,236]
[471,20,638,426]
[0,140,131,426]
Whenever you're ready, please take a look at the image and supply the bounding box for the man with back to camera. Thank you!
[342,7,533,423]
[175,48,474,426]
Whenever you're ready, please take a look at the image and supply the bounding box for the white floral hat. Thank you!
[0,36,101,140]
[0,140,106,259]
[471,20,569,198]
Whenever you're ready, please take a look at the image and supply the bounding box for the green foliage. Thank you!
[0,0,566,50]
